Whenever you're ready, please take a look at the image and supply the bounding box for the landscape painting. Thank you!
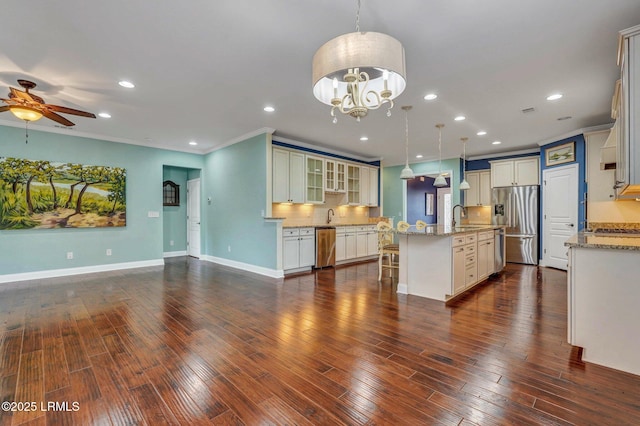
[0,157,126,229]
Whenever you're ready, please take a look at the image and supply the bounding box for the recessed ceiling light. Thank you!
[557,116,572,121]
[424,93,437,101]
[263,106,275,112]
[98,112,111,118]
[546,93,563,101]
[360,136,368,141]
[118,80,135,89]
[476,131,487,136]
[189,141,198,146]
[492,141,502,145]
[416,154,423,159]
[454,115,466,121]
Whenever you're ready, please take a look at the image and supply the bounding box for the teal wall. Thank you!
[202,133,278,269]
[162,166,189,252]
[383,158,462,225]
[0,125,202,275]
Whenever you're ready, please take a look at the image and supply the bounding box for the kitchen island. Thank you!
[565,229,640,376]
[396,224,505,302]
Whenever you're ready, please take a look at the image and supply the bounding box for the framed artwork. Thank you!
[545,141,575,166]
[0,156,126,230]
[425,193,434,216]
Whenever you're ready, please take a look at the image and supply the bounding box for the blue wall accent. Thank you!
[407,177,437,224]
[162,166,189,253]
[272,139,381,167]
[467,151,540,171]
[0,125,203,275]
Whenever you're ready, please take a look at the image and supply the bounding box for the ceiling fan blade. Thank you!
[0,105,10,113]
[42,110,75,127]
[9,87,35,102]
[46,104,96,118]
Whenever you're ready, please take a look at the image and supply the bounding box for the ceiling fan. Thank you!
[0,79,96,126]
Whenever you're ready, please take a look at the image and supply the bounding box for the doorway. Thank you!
[542,163,578,270]
[437,187,452,226]
[405,172,451,225]
[187,178,201,258]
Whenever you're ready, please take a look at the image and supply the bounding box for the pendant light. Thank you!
[459,137,470,190]
[400,106,415,180]
[433,123,447,187]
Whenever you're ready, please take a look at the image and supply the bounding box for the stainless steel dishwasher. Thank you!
[315,226,336,268]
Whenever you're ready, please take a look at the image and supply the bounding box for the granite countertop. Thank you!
[283,223,376,228]
[398,224,502,236]
[565,232,640,251]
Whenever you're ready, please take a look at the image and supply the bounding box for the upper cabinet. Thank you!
[305,155,324,204]
[464,170,491,206]
[273,148,305,203]
[615,25,640,197]
[347,165,361,205]
[325,160,346,193]
[490,157,539,187]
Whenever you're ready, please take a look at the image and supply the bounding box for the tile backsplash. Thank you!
[272,194,379,226]
[588,201,640,224]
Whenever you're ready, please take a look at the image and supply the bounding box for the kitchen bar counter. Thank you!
[398,224,503,236]
[565,231,640,251]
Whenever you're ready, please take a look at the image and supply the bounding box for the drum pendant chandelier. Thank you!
[312,0,407,123]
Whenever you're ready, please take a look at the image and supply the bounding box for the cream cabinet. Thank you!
[490,157,539,187]
[335,227,346,261]
[283,228,315,271]
[476,231,495,281]
[273,148,305,203]
[347,165,361,205]
[325,160,346,193]
[360,167,370,206]
[464,170,491,206]
[615,25,640,198]
[452,238,466,295]
[368,168,379,206]
[305,155,324,204]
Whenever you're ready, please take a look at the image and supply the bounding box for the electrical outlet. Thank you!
[66,252,73,260]
[170,240,174,246]
[106,249,112,256]
[228,245,231,252]
[261,209,265,217]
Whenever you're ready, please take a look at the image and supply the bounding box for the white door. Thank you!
[543,164,578,270]
[187,178,201,258]
[437,187,452,225]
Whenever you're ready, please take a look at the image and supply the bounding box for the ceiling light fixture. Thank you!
[459,137,470,190]
[454,115,466,121]
[400,106,415,180]
[416,154,423,159]
[546,93,563,101]
[263,106,275,112]
[360,136,368,141]
[189,141,198,146]
[118,80,135,89]
[424,93,437,101]
[492,141,502,145]
[476,131,487,136]
[434,124,447,187]
[98,112,111,118]
[312,0,406,124]
[9,106,43,122]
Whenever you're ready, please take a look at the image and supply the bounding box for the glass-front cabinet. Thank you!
[325,160,346,193]
[306,155,324,203]
[347,165,360,205]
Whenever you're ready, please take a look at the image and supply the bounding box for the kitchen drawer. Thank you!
[465,266,477,286]
[344,226,356,233]
[464,233,477,244]
[478,231,493,241]
[452,236,466,247]
[464,243,476,254]
[299,227,314,236]
[336,226,347,234]
[283,228,300,237]
[356,225,369,233]
[465,254,476,266]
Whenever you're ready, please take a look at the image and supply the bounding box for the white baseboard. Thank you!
[397,283,408,294]
[163,250,188,258]
[201,255,284,279]
[0,259,165,284]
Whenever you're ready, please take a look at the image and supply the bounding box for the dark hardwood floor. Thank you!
[1,258,640,425]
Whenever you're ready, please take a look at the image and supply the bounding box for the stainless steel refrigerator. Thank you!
[491,185,539,265]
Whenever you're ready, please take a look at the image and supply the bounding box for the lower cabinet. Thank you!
[477,231,495,281]
[336,228,346,262]
[335,225,378,263]
[283,227,315,271]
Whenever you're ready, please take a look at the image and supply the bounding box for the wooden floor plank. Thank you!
[0,259,639,424]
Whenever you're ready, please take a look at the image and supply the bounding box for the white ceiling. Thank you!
[1,1,639,165]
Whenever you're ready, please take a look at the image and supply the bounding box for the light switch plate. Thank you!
[148,211,160,218]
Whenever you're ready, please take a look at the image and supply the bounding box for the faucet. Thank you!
[327,208,335,224]
[452,204,466,228]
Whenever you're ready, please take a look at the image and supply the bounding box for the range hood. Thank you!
[600,120,617,170]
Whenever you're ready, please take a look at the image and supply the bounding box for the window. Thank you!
[163,180,180,206]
